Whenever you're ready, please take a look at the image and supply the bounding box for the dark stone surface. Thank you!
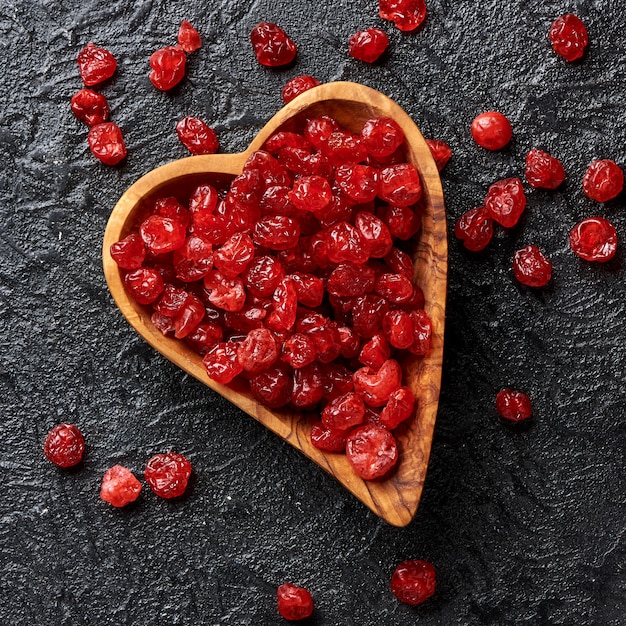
[0,1,624,624]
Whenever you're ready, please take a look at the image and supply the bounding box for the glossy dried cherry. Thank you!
[149,46,186,91]
[346,424,398,479]
[276,583,314,621]
[348,28,389,63]
[250,22,297,67]
[569,217,617,262]
[282,75,320,103]
[581,160,624,203]
[454,207,493,252]
[176,117,219,155]
[471,111,512,151]
[512,245,552,287]
[87,122,127,166]
[178,20,202,53]
[390,560,436,605]
[484,178,526,228]
[379,0,427,32]
[525,149,566,189]
[426,139,452,172]
[549,14,588,62]
[77,42,116,86]
[70,89,110,127]
[43,424,85,468]
[496,389,532,422]
[144,452,192,498]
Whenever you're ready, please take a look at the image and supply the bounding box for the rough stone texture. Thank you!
[0,1,624,624]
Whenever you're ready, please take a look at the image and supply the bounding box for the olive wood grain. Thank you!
[102,82,447,527]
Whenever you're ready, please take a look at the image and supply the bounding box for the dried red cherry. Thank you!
[176,117,219,155]
[484,177,526,228]
[390,560,436,605]
[140,215,187,254]
[525,149,566,189]
[110,234,146,270]
[549,14,588,62]
[281,75,320,103]
[177,20,202,53]
[346,424,398,479]
[379,164,422,206]
[379,0,427,32]
[348,28,389,63]
[202,342,244,383]
[77,42,116,86]
[277,583,314,621]
[512,245,552,287]
[569,217,617,262]
[70,89,110,127]
[310,422,347,452]
[144,452,192,498]
[43,424,85,468]
[87,122,127,166]
[250,22,297,67]
[496,389,532,422]
[149,46,186,91]
[123,268,164,304]
[454,207,493,252]
[426,139,452,172]
[581,159,624,203]
[361,117,404,158]
[100,465,142,507]
[471,111,512,151]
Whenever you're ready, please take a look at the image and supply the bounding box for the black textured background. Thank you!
[1,1,624,624]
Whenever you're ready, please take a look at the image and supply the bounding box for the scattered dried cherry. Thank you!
[496,389,532,422]
[484,177,527,228]
[581,159,624,203]
[549,14,588,62]
[144,452,192,498]
[569,217,617,262]
[176,117,219,155]
[277,583,314,621]
[250,22,297,67]
[426,139,452,172]
[77,42,117,86]
[100,465,142,507]
[454,207,493,252]
[512,245,552,287]
[379,0,427,32]
[87,122,127,165]
[471,111,512,151]
[149,46,187,91]
[348,28,389,63]
[43,424,85,468]
[525,149,566,189]
[177,20,202,53]
[390,560,436,605]
[346,424,398,479]
[70,89,110,127]
[282,75,320,103]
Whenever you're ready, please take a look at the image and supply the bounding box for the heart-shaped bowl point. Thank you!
[102,82,447,527]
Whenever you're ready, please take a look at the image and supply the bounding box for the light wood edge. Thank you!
[102,82,447,527]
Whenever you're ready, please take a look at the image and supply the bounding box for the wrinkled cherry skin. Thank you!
[348,28,389,63]
[149,46,187,91]
[569,217,617,262]
[176,117,219,155]
[123,268,164,304]
[581,160,624,203]
[276,583,314,621]
[426,140,452,172]
[513,245,552,287]
[310,421,347,452]
[484,178,527,228]
[390,560,436,605]
[178,20,202,53]
[110,233,146,270]
[43,424,85,468]
[70,89,110,127]
[379,0,427,32]
[361,117,405,158]
[525,149,565,190]
[378,164,422,206]
[454,207,493,252]
[346,424,398,479]
[282,75,320,103]
[144,452,192,498]
[250,22,297,67]
[496,389,532,422]
[87,122,127,166]
[549,14,588,62]
[471,111,512,151]
[77,42,117,86]
[100,465,142,507]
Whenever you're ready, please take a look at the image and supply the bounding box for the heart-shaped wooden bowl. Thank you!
[102,82,447,527]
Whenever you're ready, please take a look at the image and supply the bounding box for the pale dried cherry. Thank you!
[100,465,142,507]
[346,424,398,479]
[177,20,202,53]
